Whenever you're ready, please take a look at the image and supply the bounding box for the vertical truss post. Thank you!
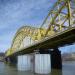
[57,1,62,31]
[45,1,66,36]
[67,0,71,27]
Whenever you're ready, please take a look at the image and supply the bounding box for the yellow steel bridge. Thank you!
[5,0,75,57]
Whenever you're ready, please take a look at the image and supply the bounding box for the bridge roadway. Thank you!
[8,27,75,57]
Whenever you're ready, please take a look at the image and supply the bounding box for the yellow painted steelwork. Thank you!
[5,0,75,56]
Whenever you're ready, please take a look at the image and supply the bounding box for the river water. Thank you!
[0,61,75,75]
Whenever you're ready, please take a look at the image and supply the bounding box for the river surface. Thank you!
[0,61,75,75]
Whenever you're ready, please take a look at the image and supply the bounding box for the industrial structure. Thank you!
[5,0,75,74]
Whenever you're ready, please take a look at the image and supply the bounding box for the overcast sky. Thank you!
[0,0,75,53]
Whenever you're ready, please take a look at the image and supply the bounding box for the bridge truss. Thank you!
[6,0,75,56]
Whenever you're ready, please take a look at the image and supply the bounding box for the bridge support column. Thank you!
[5,56,17,65]
[17,54,32,71]
[50,48,62,70]
[34,49,51,74]
[5,57,10,63]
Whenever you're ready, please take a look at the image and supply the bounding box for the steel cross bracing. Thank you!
[40,0,75,36]
[5,0,75,56]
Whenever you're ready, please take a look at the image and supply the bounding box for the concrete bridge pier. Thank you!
[17,54,32,71]
[50,48,62,70]
[34,49,51,74]
[37,48,62,72]
[5,56,17,65]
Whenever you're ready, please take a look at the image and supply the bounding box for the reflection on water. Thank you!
[0,61,75,75]
[51,69,62,75]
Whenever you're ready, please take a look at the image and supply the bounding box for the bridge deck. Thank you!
[8,27,75,56]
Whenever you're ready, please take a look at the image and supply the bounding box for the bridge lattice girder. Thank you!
[5,0,75,56]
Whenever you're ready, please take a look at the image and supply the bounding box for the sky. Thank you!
[0,0,75,53]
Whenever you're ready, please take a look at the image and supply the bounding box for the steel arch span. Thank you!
[5,0,75,56]
[5,26,47,56]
